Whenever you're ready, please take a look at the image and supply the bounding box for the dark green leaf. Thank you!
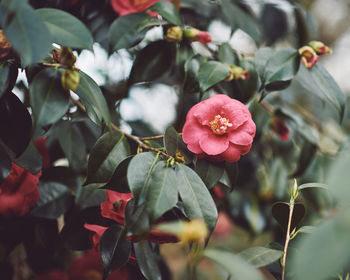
[297,225,316,234]
[103,156,132,193]
[100,224,131,279]
[271,202,305,231]
[75,184,106,209]
[0,144,11,184]
[219,162,238,191]
[0,92,32,157]
[296,64,346,121]
[198,61,229,92]
[175,163,218,231]
[129,40,175,85]
[0,61,18,99]
[290,142,317,178]
[0,0,52,66]
[108,13,151,52]
[147,1,182,26]
[125,198,151,235]
[30,181,73,219]
[204,249,263,280]
[238,246,283,268]
[86,131,130,185]
[218,43,239,65]
[254,47,274,79]
[163,126,192,163]
[134,240,162,280]
[37,8,93,50]
[41,166,80,190]
[13,140,42,174]
[195,159,224,189]
[30,68,69,127]
[74,71,111,126]
[183,55,201,94]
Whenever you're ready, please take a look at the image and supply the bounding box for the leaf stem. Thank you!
[281,198,295,280]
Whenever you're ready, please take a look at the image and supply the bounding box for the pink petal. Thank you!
[199,133,229,155]
[222,102,251,129]
[187,141,203,154]
[220,145,242,162]
[182,120,208,144]
[228,129,253,146]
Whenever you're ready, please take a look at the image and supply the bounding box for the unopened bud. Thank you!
[291,179,299,201]
[225,65,250,81]
[61,70,80,91]
[183,28,212,45]
[59,47,76,68]
[308,41,331,55]
[166,26,183,42]
[178,219,208,244]
[298,46,320,69]
[0,30,12,60]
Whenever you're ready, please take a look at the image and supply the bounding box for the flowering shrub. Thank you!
[182,94,255,162]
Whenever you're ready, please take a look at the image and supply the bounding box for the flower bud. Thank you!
[61,70,80,91]
[225,65,250,81]
[298,46,320,69]
[165,26,183,42]
[183,28,212,44]
[59,47,76,68]
[269,118,289,141]
[0,30,12,60]
[178,219,208,244]
[309,41,331,55]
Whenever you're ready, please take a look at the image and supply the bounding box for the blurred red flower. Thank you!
[110,0,171,16]
[182,94,256,162]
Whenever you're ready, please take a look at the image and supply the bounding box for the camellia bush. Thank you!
[1,0,350,279]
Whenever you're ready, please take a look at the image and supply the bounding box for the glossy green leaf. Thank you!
[204,249,263,280]
[13,140,42,174]
[74,71,111,126]
[271,202,305,231]
[218,43,239,65]
[86,131,130,185]
[37,8,93,50]
[238,246,283,268]
[198,61,229,92]
[75,184,106,209]
[30,181,73,219]
[30,68,70,127]
[0,92,32,157]
[163,126,192,164]
[175,163,218,231]
[147,1,182,26]
[41,166,80,190]
[0,0,52,66]
[103,156,132,193]
[219,162,238,191]
[195,159,224,189]
[290,142,317,178]
[125,199,151,235]
[254,47,274,79]
[129,40,175,85]
[100,224,131,280]
[0,61,18,99]
[297,225,316,234]
[134,240,162,280]
[183,55,201,94]
[296,63,346,121]
[108,13,151,52]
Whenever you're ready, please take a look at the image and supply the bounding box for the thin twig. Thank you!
[71,97,172,159]
[281,198,295,280]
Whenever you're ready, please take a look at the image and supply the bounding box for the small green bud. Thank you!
[61,70,80,91]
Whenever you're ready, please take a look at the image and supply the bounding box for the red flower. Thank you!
[35,269,69,280]
[34,136,51,169]
[183,28,212,45]
[0,163,41,217]
[270,118,289,141]
[110,0,171,16]
[182,94,256,162]
[85,190,178,249]
[69,249,129,280]
[213,212,234,237]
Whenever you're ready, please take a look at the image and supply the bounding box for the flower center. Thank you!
[209,115,232,135]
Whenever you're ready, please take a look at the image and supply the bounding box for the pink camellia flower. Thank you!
[182,94,256,162]
[110,0,171,16]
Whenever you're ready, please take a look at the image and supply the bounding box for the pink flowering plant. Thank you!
[0,0,349,280]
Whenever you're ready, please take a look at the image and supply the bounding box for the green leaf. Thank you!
[0,61,18,99]
[296,63,346,121]
[175,163,218,231]
[129,40,175,85]
[220,0,261,44]
[127,152,158,199]
[125,199,151,235]
[198,61,229,92]
[0,0,52,66]
[254,47,274,79]
[271,202,306,231]
[195,159,224,189]
[103,156,132,193]
[30,181,73,219]
[298,183,329,191]
[100,224,131,280]
[75,184,106,209]
[297,225,316,234]
[74,71,111,126]
[0,144,11,184]
[204,249,263,280]
[183,55,202,94]
[30,68,70,127]
[37,8,93,50]
[108,13,151,52]
[238,246,283,268]
[218,43,239,65]
[147,1,182,26]
[0,92,32,157]
[134,240,162,280]
[163,126,192,164]
[86,131,130,185]
[290,142,317,178]
[13,140,42,174]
